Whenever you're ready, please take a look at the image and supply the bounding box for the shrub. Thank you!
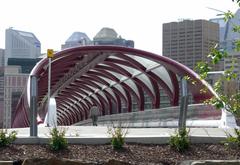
[0,129,17,147]
[49,127,68,151]
[169,128,190,152]
[225,128,240,148]
[107,123,128,150]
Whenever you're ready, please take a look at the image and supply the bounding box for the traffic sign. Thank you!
[47,49,54,58]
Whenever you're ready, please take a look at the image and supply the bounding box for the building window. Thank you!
[12,77,16,87]
[17,77,21,86]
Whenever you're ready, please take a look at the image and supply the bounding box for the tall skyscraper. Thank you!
[0,49,4,128]
[5,28,41,66]
[61,32,92,50]
[210,9,240,52]
[162,19,220,70]
[211,9,240,90]
[93,27,134,48]
[4,28,41,127]
[3,66,28,128]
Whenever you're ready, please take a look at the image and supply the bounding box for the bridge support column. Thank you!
[30,75,38,137]
[178,77,188,132]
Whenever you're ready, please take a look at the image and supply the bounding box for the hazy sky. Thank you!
[0,0,238,54]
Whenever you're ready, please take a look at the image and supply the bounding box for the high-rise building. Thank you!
[93,27,134,48]
[210,9,240,90]
[0,49,4,128]
[5,28,41,66]
[162,19,220,70]
[3,66,28,128]
[4,28,41,127]
[210,18,226,43]
[61,32,92,50]
[210,9,240,52]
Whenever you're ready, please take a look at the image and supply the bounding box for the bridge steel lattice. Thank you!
[12,46,215,128]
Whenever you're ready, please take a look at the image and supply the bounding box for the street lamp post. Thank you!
[47,49,54,126]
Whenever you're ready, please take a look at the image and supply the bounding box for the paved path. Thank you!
[5,126,237,144]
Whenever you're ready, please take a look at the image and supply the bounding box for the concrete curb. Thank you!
[2,160,240,165]
[0,161,13,165]
[0,160,22,165]
[12,135,227,145]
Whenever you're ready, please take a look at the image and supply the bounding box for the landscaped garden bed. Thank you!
[0,143,240,165]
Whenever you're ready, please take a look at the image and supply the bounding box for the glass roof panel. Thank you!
[84,97,93,105]
[113,84,127,99]
[97,90,108,102]
[105,88,116,98]
[93,81,108,90]
[84,84,98,92]
[105,70,126,81]
[107,56,123,60]
[74,91,85,99]
[151,66,173,92]
[135,74,154,94]
[80,88,91,96]
[124,79,139,98]
[70,94,80,101]
[78,99,89,108]
[90,94,100,103]
[126,54,160,69]
[99,76,116,86]
[116,63,141,76]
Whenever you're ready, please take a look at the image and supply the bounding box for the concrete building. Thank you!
[0,49,4,128]
[162,19,220,70]
[8,58,41,74]
[4,28,41,127]
[224,51,240,90]
[210,17,226,44]
[3,66,28,128]
[93,27,134,48]
[210,9,240,90]
[210,9,240,53]
[61,32,92,50]
[5,28,41,66]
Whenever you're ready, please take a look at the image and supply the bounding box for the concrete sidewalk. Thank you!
[6,126,237,145]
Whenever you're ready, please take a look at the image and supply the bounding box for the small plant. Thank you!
[169,128,190,152]
[224,128,240,148]
[107,122,128,150]
[0,129,17,147]
[49,127,68,151]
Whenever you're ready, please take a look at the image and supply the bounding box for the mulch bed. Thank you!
[0,144,240,165]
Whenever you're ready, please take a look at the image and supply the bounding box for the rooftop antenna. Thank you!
[206,7,225,15]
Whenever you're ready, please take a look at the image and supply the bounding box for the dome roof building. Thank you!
[61,32,92,50]
[93,27,134,48]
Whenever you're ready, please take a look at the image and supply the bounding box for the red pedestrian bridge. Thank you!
[12,46,217,128]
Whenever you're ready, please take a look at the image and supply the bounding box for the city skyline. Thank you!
[0,0,238,54]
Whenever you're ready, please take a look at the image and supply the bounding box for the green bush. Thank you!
[169,128,190,152]
[49,127,68,151]
[108,126,128,150]
[225,128,240,148]
[0,129,17,147]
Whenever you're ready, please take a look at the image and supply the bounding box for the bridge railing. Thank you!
[74,104,223,128]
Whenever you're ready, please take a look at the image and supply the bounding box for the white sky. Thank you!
[0,0,238,54]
